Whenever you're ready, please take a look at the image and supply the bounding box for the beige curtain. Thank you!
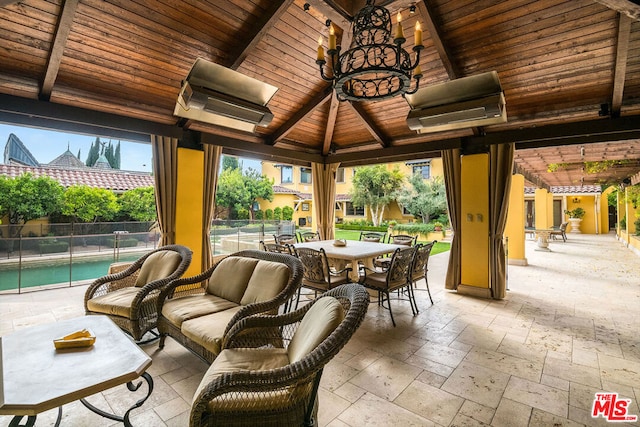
[202,144,223,270]
[442,149,461,290]
[151,135,178,246]
[489,143,514,299]
[312,162,339,240]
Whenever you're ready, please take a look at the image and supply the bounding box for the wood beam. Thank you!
[268,85,333,145]
[323,90,340,155]
[226,0,294,70]
[40,0,79,101]
[0,0,19,7]
[593,0,640,20]
[513,163,551,191]
[416,0,460,80]
[348,101,390,148]
[305,0,352,27]
[612,13,632,117]
[631,170,640,186]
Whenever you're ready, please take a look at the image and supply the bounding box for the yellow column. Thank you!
[175,147,204,277]
[505,174,527,265]
[534,188,550,229]
[459,153,490,298]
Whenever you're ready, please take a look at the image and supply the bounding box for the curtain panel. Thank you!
[442,149,462,290]
[202,144,222,270]
[151,136,178,246]
[489,143,514,299]
[311,162,339,240]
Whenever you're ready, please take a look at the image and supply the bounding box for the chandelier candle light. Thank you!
[316,0,424,102]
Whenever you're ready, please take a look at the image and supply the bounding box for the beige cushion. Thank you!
[287,296,344,363]
[86,287,140,318]
[206,257,259,303]
[240,260,290,305]
[161,294,239,327]
[181,307,243,356]
[135,250,182,287]
[193,347,290,409]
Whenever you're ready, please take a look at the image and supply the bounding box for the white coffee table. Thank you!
[0,315,153,426]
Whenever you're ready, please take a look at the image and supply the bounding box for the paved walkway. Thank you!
[1,232,639,426]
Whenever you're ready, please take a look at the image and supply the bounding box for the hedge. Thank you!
[38,241,69,254]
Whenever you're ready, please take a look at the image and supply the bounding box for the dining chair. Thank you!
[359,231,386,243]
[298,230,321,242]
[260,240,294,255]
[273,233,297,245]
[375,234,417,269]
[358,246,417,327]
[292,247,351,309]
[410,241,437,305]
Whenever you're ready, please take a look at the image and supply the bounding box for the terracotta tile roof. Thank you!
[272,185,352,201]
[0,164,153,192]
[525,185,602,195]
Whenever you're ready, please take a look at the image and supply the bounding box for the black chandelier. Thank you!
[316,0,423,102]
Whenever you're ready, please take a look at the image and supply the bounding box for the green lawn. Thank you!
[333,229,450,256]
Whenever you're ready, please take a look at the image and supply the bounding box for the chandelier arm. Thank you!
[403,74,422,96]
[401,45,424,71]
[316,60,334,82]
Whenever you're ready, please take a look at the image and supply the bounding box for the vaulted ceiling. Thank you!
[1,0,640,189]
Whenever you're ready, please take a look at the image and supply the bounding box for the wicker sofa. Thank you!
[157,250,303,363]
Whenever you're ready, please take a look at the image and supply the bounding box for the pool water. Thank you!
[0,254,141,292]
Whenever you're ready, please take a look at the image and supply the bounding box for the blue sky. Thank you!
[0,124,261,173]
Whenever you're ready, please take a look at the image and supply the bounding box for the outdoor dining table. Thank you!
[293,239,405,282]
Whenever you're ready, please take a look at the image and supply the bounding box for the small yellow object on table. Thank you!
[53,328,96,349]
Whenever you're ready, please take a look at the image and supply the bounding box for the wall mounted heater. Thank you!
[174,58,278,133]
[405,71,506,133]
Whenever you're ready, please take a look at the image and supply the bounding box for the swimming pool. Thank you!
[0,253,142,292]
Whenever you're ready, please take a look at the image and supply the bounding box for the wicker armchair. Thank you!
[157,250,303,363]
[84,244,192,341]
[359,246,417,327]
[189,283,370,427]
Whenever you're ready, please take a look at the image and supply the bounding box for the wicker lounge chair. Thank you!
[84,244,192,341]
[189,283,369,427]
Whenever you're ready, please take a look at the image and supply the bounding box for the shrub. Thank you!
[635,217,640,236]
[38,241,69,254]
[394,223,435,234]
[105,237,140,248]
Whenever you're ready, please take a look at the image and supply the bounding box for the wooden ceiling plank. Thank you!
[348,101,390,148]
[611,13,632,116]
[40,0,79,101]
[0,0,19,6]
[304,0,352,28]
[513,163,551,190]
[269,85,332,145]
[416,0,460,80]
[227,0,294,70]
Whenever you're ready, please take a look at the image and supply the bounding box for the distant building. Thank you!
[1,134,152,192]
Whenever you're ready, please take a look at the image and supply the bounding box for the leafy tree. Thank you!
[273,207,282,221]
[86,137,101,167]
[114,141,121,169]
[61,185,119,223]
[349,165,404,226]
[215,168,273,220]
[397,175,447,223]
[104,140,114,167]
[118,187,156,221]
[222,155,240,171]
[0,173,64,238]
[282,206,293,221]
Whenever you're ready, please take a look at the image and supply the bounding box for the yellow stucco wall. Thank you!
[175,147,203,276]
[261,158,445,225]
[460,153,489,289]
[505,174,526,264]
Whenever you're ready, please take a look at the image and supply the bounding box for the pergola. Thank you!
[1,0,640,298]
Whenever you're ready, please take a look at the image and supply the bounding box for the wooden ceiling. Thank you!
[1,0,640,189]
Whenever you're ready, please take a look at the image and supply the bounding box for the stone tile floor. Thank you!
[1,233,639,426]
